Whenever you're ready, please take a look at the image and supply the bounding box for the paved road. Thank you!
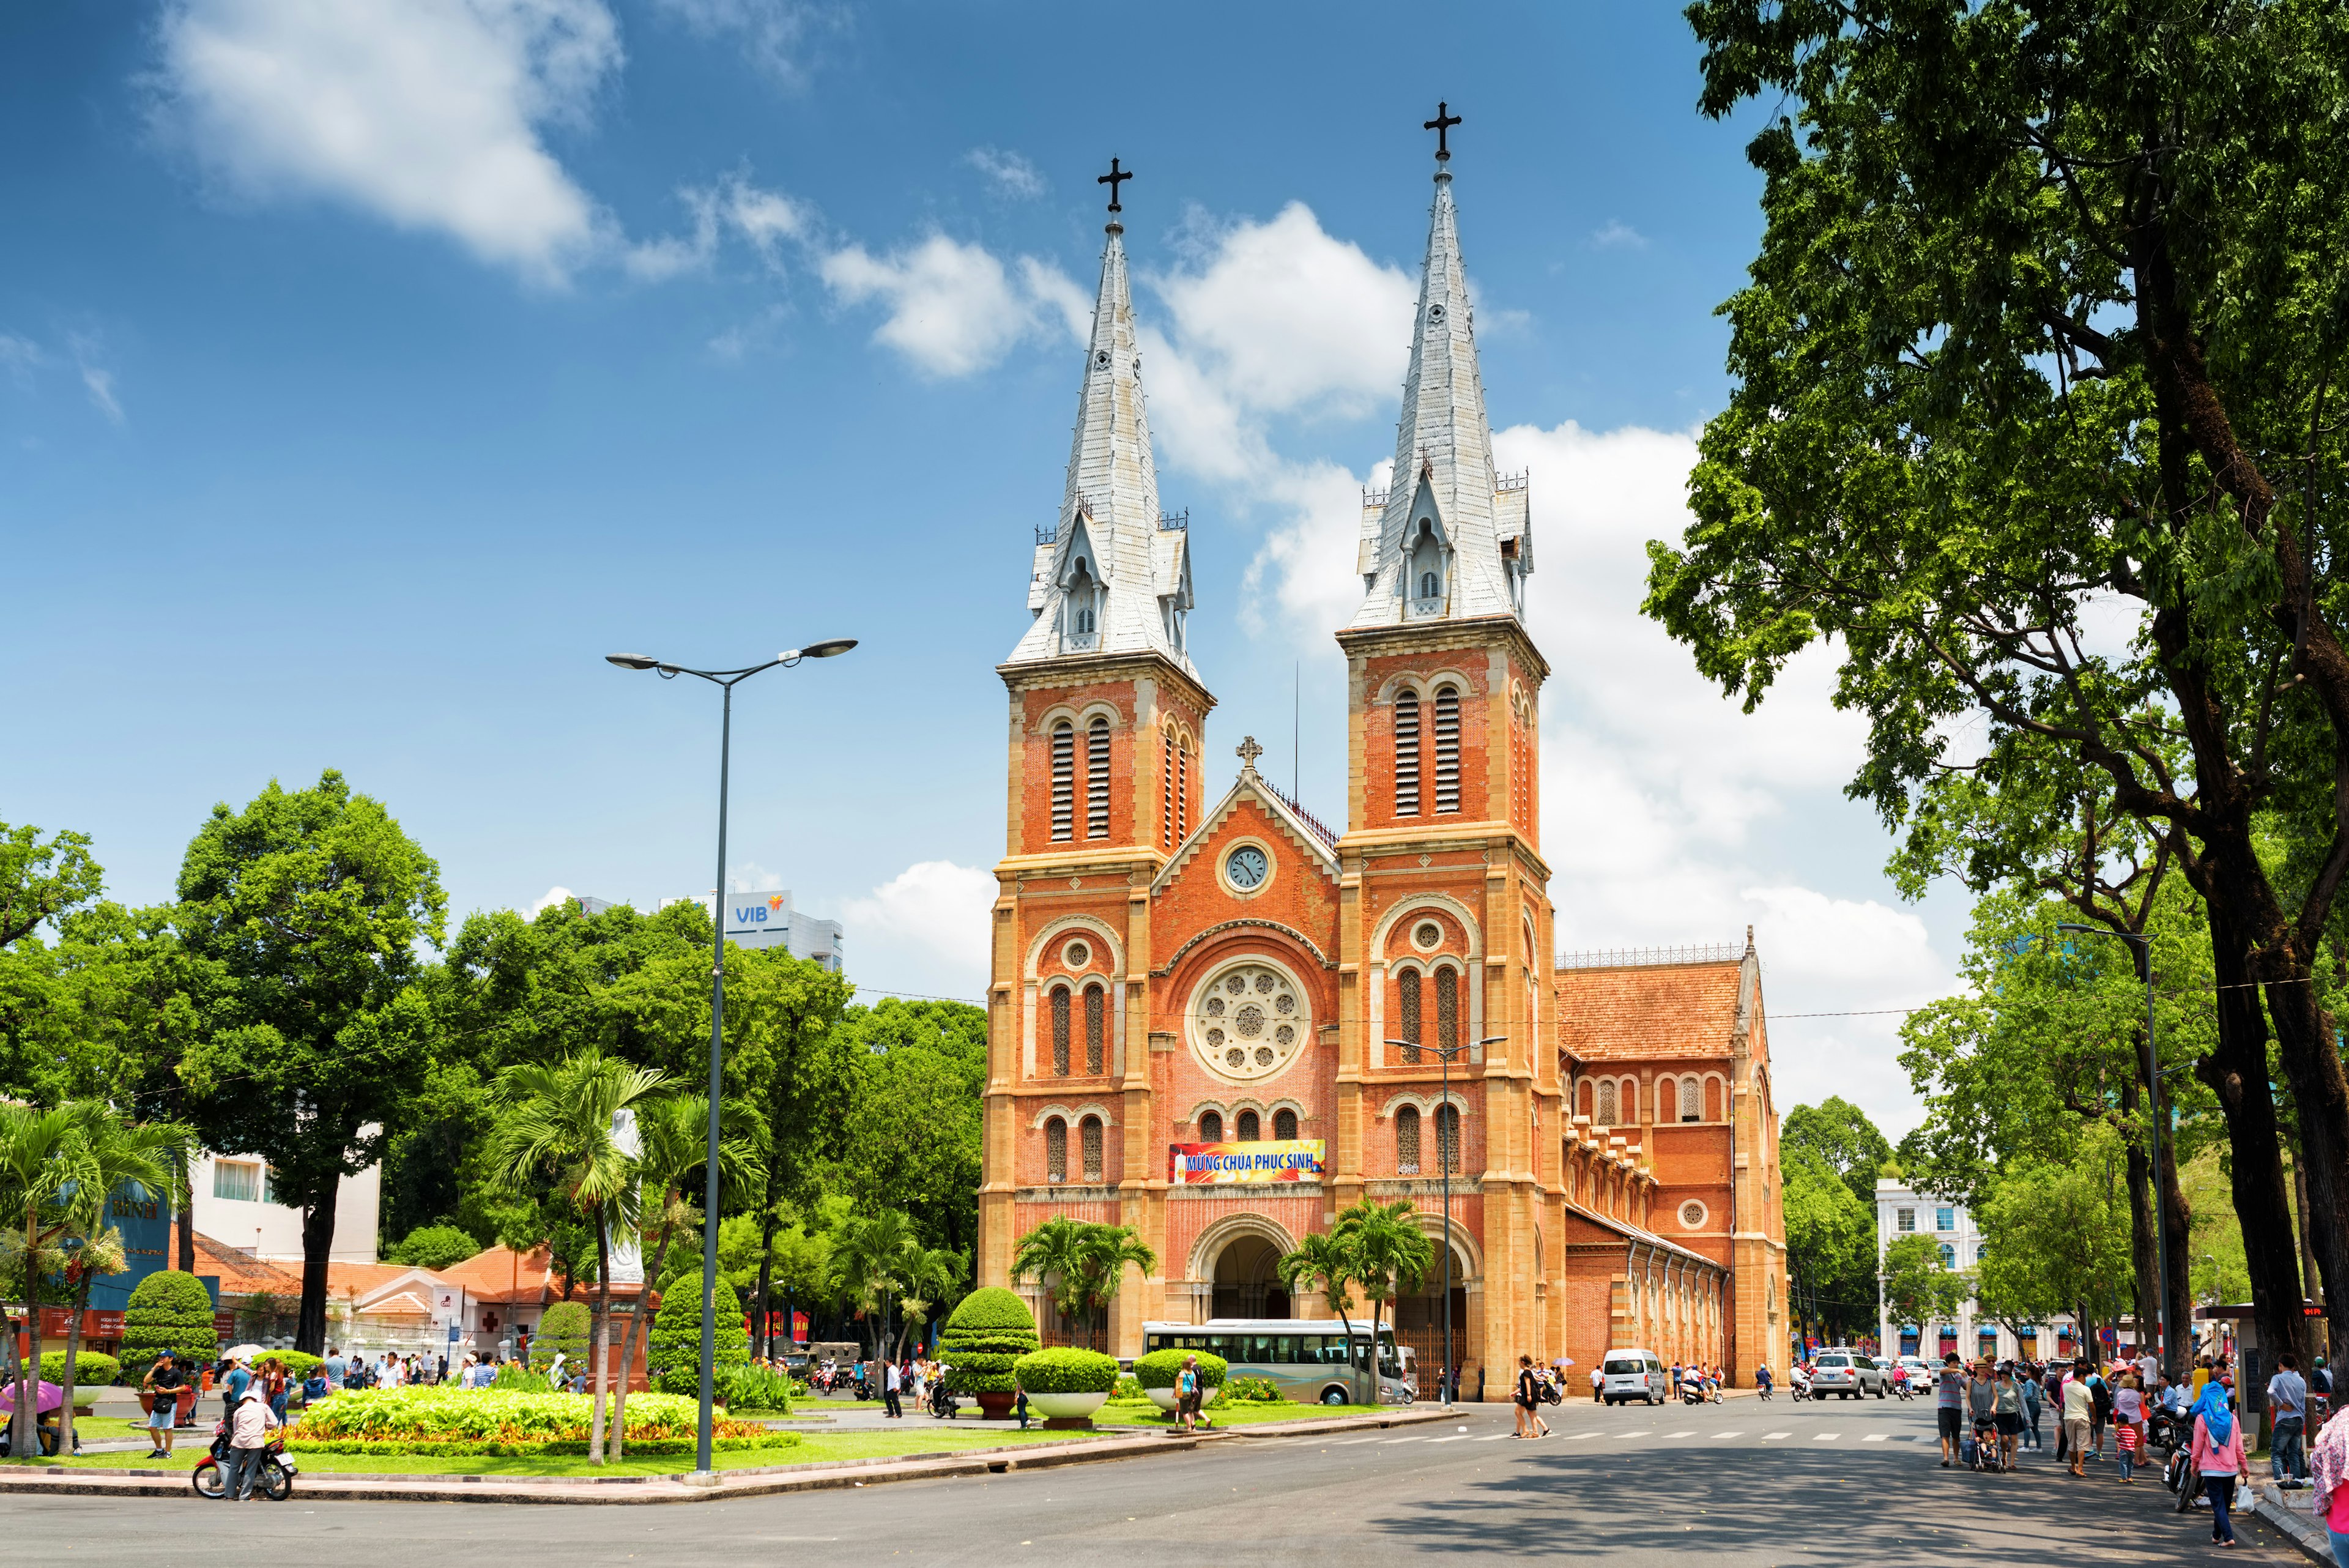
[14,1392,2301,1564]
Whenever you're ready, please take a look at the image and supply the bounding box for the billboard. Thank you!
[1167,1140,1326,1186]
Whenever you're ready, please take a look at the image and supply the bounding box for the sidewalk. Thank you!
[0,1406,1449,1506]
[2252,1481,2338,1565]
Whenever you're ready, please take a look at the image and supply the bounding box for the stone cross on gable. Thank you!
[1236,735,1264,773]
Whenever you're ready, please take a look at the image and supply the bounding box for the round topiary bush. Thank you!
[1012,1347,1120,1395]
[647,1278,750,1395]
[1133,1348,1228,1391]
[938,1286,1039,1396]
[119,1270,218,1379]
[529,1301,591,1373]
[39,1350,122,1388]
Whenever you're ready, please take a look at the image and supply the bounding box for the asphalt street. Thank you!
[13,1392,2302,1565]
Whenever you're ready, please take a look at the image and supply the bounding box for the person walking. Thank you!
[324,1345,346,1386]
[1513,1356,1544,1439]
[1935,1353,1966,1468]
[140,1351,187,1460]
[2113,1372,2145,1483]
[1590,1364,1605,1403]
[1993,1365,2022,1470]
[225,1383,280,1503]
[883,1357,903,1419]
[2309,1405,2349,1567]
[2273,1352,2312,1485]
[262,1357,290,1422]
[2189,1377,2250,1547]
[2021,1362,2045,1452]
[1175,1355,1204,1434]
[2063,1359,2096,1477]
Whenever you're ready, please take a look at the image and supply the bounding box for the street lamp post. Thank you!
[607,639,855,1477]
[1381,1031,1507,1410]
[2054,921,2170,1376]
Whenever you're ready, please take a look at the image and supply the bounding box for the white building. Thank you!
[670,889,845,972]
[192,1147,380,1264]
[1874,1178,2077,1364]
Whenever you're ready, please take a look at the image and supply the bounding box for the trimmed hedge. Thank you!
[939,1287,1039,1396]
[1133,1348,1228,1391]
[647,1277,751,1396]
[119,1270,218,1377]
[530,1301,590,1372]
[285,1432,800,1457]
[716,1361,793,1414]
[286,1386,775,1451]
[40,1351,123,1388]
[1012,1348,1119,1395]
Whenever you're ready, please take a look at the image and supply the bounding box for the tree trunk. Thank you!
[2295,1150,2323,1306]
[174,1148,195,1273]
[296,1184,340,1354]
[2263,975,2349,1373]
[755,1169,780,1363]
[15,1206,40,1459]
[2121,1074,2158,1360]
[588,1209,611,1465]
[58,1276,88,1458]
[609,1211,677,1462]
[2158,1111,2194,1381]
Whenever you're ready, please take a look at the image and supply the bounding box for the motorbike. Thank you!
[1891,1377,1913,1402]
[191,1419,297,1501]
[1790,1377,1813,1402]
[929,1382,960,1419]
[1756,1380,1774,1401]
[1681,1380,1706,1406]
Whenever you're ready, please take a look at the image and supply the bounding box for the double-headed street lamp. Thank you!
[1381,1030,1505,1410]
[607,639,855,1477]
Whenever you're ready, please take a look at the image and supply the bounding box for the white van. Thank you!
[1599,1347,1671,1406]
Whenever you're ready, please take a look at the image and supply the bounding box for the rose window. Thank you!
[1188,960,1310,1085]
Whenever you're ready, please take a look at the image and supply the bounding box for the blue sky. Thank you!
[0,1,1963,1131]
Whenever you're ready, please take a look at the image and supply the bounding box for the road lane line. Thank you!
[1427,1435,1470,1443]
[1863,1434,1889,1442]
[1709,1432,1744,1439]
[1381,1436,1426,1444]
[1813,1433,1839,1441]
[1565,1433,1599,1441]
[1763,1432,1791,1440]
[1475,1433,1511,1441]
[1334,1437,1386,1445]
[1661,1431,1694,1438]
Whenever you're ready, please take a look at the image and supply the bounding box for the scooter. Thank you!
[1891,1376,1913,1402]
[191,1419,298,1501]
[1756,1380,1775,1401]
[929,1382,960,1419]
[1681,1380,1706,1406]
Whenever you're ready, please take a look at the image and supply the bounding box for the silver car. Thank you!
[1808,1350,1886,1399]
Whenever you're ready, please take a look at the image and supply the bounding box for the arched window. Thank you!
[1939,1243,1956,1269]
[1236,1109,1261,1143]
[1419,571,1439,599]
[1177,737,1190,839]
[1396,1106,1422,1174]
[1433,686,1460,813]
[1393,690,1421,816]
[1434,966,1458,1059]
[1272,1108,1297,1141]
[1397,969,1422,1065]
[1976,1244,1989,1265]
[1080,1115,1104,1183]
[1597,1079,1618,1126]
[1045,1118,1067,1183]
[1050,721,1075,842]
[1069,557,1097,637]
[1657,1078,1678,1123]
[1198,1109,1223,1143]
[1083,984,1105,1075]
[1161,729,1177,848]
[1682,1074,1702,1123]
[1050,987,1071,1077]
[1409,519,1444,609]
[1434,1104,1460,1176]
[1086,717,1110,839]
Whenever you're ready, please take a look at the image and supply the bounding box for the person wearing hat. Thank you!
[225,1381,280,1502]
[140,1351,187,1460]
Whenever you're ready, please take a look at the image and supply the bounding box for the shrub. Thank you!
[40,1350,122,1388]
[1012,1347,1119,1395]
[647,1278,750,1396]
[284,1386,788,1452]
[529,1301,590,1372]
[1214,1375,1284,1405]
[119,1270,218,1378]
[387,1223,484,1271]
[1132,1349,1228,1391]
[938,1287,1038,1396]
[492,1362,549,1392]
[716,1361,793,1413]
[264,1351,323,1382]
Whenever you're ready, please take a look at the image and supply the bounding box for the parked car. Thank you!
[1808,1350,1886,1399]
[1599,1348,1671,1406]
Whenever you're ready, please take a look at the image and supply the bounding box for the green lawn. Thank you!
[1094,1399,1384,1427]
[15,1426,1097,1479]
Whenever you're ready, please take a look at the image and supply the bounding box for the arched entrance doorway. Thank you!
[1210,1234,1290,1319]
[1393,1243,1472,1401]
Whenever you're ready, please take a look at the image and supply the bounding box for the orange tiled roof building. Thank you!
[976,136,1787,1399]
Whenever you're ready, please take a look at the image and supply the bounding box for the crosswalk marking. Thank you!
[1427,1435,1470,1443]
[1763,1432,1791,1440]
[1334,1436,1385,1446]
[1565,1433,1599,1441]
[1474,1433,1511,1442]
[1813,1433,1839,1441]
[1381,1436,1425,1444]
[1863,1434,1889,1443]
[1710,1432,1744,1439]
[1661,1431,1694,1439]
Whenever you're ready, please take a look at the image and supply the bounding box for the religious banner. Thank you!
[1167,1140,1326,1186]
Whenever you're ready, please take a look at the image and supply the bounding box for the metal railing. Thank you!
[1159,509,1189,531]
[1497,470,1529,493]
[1268,783,1341,849]
[1556,942,1743,970]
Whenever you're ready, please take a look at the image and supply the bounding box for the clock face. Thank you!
[1225,845,1269,890]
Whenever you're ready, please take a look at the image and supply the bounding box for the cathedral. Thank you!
[975,125,1789,1399]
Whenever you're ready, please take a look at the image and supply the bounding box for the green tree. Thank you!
[0,1101,98,1455]
[172,772,446,1351]
[0,823,106,1107]
[1009,1216,1094,1343]
[1781,1142,1879,1345]
[1656,0,2349,1373]
[49,1111,190,1455]
[1333,1198,1432,1392]
[829,1207,957,1362]
[646,1276,749,1397]
[386,1224,483,1271]
[1276,1232,1362,1391]
[486,1049,667,1465]
[1973,1124,2137,1354]
[1783,1099,1894,1211]
[1880,1234,1967,1342]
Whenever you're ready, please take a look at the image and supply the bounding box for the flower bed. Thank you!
[284,1387,793,1455]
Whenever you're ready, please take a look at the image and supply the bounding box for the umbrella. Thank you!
[0,1380,64,1414]
[221,1344,267,1361]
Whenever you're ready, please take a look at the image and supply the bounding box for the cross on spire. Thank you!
[1236,735,1263,772]
[1423,101,1461,162]
[1098,157,1133,215]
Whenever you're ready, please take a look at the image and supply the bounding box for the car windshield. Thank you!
[1602,1358,1644,1375]
[1817,1356,1849,1367]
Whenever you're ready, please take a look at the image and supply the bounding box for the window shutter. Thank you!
[1435,1104,1460,1175]
[1236,1109,1260,1142]
[1433,686,1460,813]
[1080,1117,1104,1183]
[1273,1108,1297,1141]
[1050,722,1075,841]
[1083,984,1105,1075]
[1086,718,1110,839]
[1199,1110,1223,1143]
[1398,970,1422,1065]
[1394,691,1420,816]
[1435,967,1458,1058]
[1397,1107,1421,1175]
[1045,1118,1067,1182]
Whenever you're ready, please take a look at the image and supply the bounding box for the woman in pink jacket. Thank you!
[2188,1379,2250,1547]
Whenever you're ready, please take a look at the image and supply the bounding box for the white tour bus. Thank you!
[1140,1319,1414,1406]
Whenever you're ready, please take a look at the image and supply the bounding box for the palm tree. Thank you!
[487,1051,669,1464]
[1075,1225,1157,1350]
[0,1102,98,1458]
[1334,1198,1432,1400]
[53,1113,190,1455]
[896,1244,968,1359]
[1277,1231,1360,1394]
[1008,1216,1094,1343]
[828,1209,929,1363]
[607,1095,753,1458]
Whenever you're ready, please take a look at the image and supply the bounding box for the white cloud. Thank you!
[1589,218,1648,250]
[965,146,1044,199]
[820,234,1080,379]
[529,884,577,915]
[155,0,622,285]
[0,333,43,385]
[624,175,811,281]
[79,365,124,425]
[837,860,996,1000]
[727,861,785,893]
[650,0,831,86]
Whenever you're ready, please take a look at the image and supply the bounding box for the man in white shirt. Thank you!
[883,1358,903,1419]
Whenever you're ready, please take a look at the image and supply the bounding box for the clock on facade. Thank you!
[1224,845,1269,890]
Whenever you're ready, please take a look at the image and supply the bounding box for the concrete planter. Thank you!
[1026,1391,1109,1421]
[1145,1388,1181,1413]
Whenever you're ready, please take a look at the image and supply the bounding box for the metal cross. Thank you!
[1423,102,1461,160]
[1236,735,1264,771]
[1098,157,1133,214]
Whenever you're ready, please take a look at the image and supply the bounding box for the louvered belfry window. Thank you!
[1086,718,1110,838]
[1050,721,1075,841]
[1045,1118,1067,1182]
[1177,739,1190,838]
[1083,984,1106,1075]
[1397,1105,1422,1174]
[1162,730,1176,847]
[1433,686,1461,813]
[1398,970,1423,1065]
[1080,1116,1104,1183]
[1394,691,1422,816]
[1436,966,1458,1059]
[1051,988,1071,1076]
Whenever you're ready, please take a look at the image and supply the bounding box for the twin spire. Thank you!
[1006,113,1526,677]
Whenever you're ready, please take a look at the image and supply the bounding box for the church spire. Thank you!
[1350,110,1531,628]
[1007,165,1196,676]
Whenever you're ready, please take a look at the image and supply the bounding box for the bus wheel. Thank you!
[1321,1388,1347,1406]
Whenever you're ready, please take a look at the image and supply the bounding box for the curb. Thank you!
[2252,1482,2334,1564]
[0,1407,1447,1507]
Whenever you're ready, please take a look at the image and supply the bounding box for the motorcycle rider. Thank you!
[226,1383,280,1501]
[1755,1362,1774,1400]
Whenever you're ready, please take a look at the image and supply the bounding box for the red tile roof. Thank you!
[432,1244,554,1304]
[1554,959,1745,1062]
[191,1233,302,1298]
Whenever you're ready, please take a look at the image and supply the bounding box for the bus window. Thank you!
[1246,1334,1276,1364]
[1269,1336,1296,1364]
[1145,1336,1165,1354]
